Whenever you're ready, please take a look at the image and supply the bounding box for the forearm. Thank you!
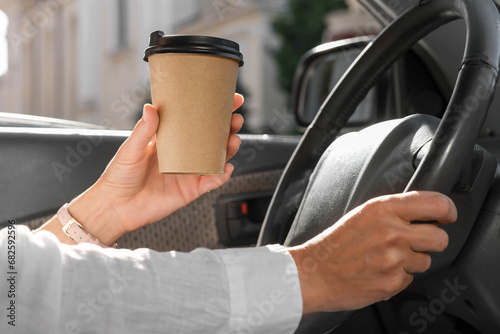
[3,226,303,333]
[36,199,318,315]
[34,183,126,247]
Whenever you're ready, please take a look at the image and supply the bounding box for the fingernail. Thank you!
[142,105,148,123]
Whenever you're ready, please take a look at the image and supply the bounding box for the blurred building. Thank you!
[175,0,289,133]
[0,0,289,132]
[323,0,380,42]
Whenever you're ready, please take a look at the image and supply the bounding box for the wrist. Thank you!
[288,245,318,314]
[67,183,127,246]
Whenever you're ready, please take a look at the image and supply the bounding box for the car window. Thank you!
[0,10,7,77]
[0,0,370,134]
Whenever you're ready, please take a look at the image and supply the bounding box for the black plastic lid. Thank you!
[143,31,244,67]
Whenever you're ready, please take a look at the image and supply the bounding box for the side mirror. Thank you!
[292,36,373,127]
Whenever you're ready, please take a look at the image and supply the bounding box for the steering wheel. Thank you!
[257,0,500,332]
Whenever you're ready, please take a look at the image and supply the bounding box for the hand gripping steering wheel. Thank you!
[257,0,500,332]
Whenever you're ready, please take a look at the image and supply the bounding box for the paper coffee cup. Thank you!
[144,31,244,175]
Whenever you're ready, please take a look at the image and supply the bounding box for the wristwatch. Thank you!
[57,204,117,248]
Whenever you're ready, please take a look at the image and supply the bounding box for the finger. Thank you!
[198,163,234,194]
[386,191,457,224]
[119,104,159,158]
[404,251,432,274]
[233,93,244,111]
[230,113,244,135]
[149,134,157,148]
[408,223,449,253]
[226,134,242,162]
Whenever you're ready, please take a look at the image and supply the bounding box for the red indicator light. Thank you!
[241,202,248,215]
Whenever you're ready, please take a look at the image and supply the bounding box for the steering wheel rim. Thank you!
[258,1,500,332]
[258,0,500,247]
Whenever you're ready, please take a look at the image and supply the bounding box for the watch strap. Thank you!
[57,204,117,248]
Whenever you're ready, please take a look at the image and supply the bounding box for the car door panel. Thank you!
[0,128,299,250]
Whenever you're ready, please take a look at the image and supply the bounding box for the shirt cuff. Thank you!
[214,244,303,334]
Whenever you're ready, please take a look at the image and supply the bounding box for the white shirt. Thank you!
[0,225,302,333]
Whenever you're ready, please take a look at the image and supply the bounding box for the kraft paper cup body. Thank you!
[148,53,240,174]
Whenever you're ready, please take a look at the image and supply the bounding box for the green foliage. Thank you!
[272,0,347,97]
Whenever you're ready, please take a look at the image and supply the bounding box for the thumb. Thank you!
[118,104,159,160]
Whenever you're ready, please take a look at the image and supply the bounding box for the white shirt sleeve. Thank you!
[0,225,302,334]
